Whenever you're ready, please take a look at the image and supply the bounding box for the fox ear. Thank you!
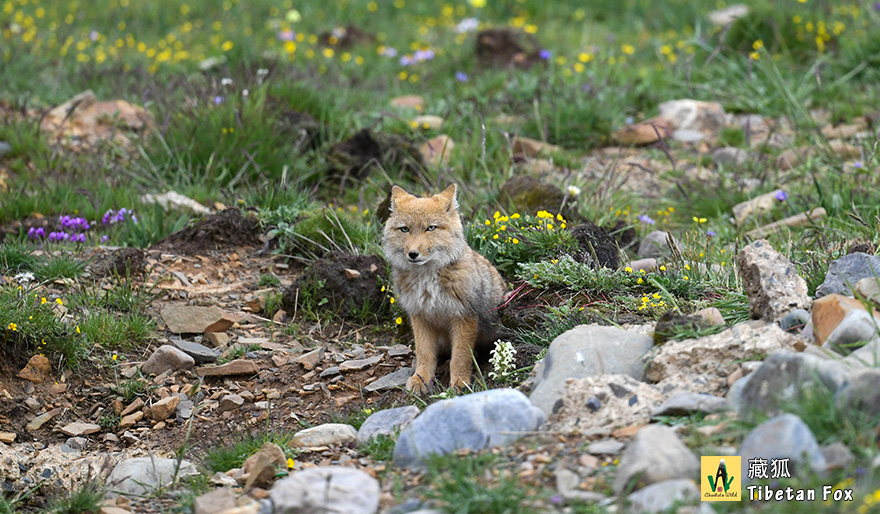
[438,184,458,211]
[389,185,410,211]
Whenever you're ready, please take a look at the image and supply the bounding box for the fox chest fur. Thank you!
[392,259,474,323]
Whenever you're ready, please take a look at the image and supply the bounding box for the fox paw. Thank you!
[406,374,431,395]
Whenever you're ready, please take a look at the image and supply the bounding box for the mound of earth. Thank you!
[327,129,423,188]
[282,253,390,321]
[476,28,543,70]
[152,208,261,255]
[570,223,621,269]
[89,247,146,278]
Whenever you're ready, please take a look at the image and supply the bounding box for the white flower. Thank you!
[257,68,269,76]
[566,185,582,197]
[488,340,517,381]
[14,272,35,286]
[242,89,249,97]
[455,18,480,34]
[221,78,233,86]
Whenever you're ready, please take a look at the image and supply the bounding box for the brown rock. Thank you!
[60,422,100,436]
[196,359,258,377]
[120,397,145,417]
[811,294,880,345]
[344,268,361,280]
[161,305,234,334]
[50,383,67,394]
[243,442,287,473]
[150,396,181,421]
[413,115,444,129]
[100,507,135,514]
[294,347,325,370]
[419,135,455,167]
[193,487,237,514]
[205,332,231,348]
[17,355,51,384]
[218,394,245,412]
[829,140,861,159]
[511,136,562,158]
[732,190,785,226]
[242,442,286,489]
[744,208,826,239]
[0,432,16,444]
[695,307,725,326]
[612,118,672,146]
[119,411,144,428]
[390,95,425,110]
[736,239,812,321]
[821,118,867,139]
[27,408,62,431]
[775,146,810,170]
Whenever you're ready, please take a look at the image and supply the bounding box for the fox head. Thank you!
[382,184,467,268]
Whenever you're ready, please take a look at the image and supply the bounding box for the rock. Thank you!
[822,309,878,354]
[243,442,286,490]
[219,394,245,412]
[821,118,867,139]
[671,129,704,143]
[343,268,361,280]
[60,422,100,437]
[612,425,700,494]
[651,393,728,417]
[587,439,625,455]
[626,479,699,513]
[737,352,851,418]
[294,347,325,370]
[0,141,11,157]
[27,408,61,431]
[738,414,826,481]
[736,239,811,321]
[419,135,455,167]
[161,305,234,334]
[243,442,287,474]
[339,355,382,372]
[194,487,237,514]
[811,293,876,344]
[637,231,679,259]
[357,406,420,445]
[386,345,412,357]
[365,367,413,392]
[151,396,181,421]
[645,322,800,392]
[816,253,880,298]
[780,308,810,333]
[612,118,672,146]
[708,4,750,25]
[141,191,211,215]
[653,311,715,345]
[629,258,657,272]
[106,457,198,497]
[856,276,880,303]
[0,432,15,444]
[171,339,219,365]
[412,115,444,129]
[732,190,785,226]
[821,442,855,473]
[555,468,609,503]
[196,359,259,377]
[499,175,565,217]
[205,332,231,348]
[391,95,425,110]
[394,389,545,468]
[835,369,880,418]
[657,99,727,136]
[270,467,379,514]
[319,367,340,378]
[712,147,749,167]
[529,325,654,416]
[292,424,357,448]
[141,345,195,375]
[744,208,827,239]
[121,398,145,417]
[119,411,144,428]
[554,374,665,434]
[17,355,51,384]
[178,400,194,419]
[511,136,561,158]
[829,140,861,159]
[696,307,725,326]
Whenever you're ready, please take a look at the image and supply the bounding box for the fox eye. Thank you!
[399,227,410,233]
[426,225,437,231]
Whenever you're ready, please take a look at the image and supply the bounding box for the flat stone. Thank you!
[613,425,699,494]
[745,208,827,239]
[339,355,382,372]
[218,394,245,412]
[294,347,325,370]
[651,392,728,417]
[626,479,700,513]
[150,396,180,421]
[27,408,61,431]
[106,457,198,498]
[60,422,101,437]
[193,487,236,514]
[161,305,234,334]
[204,332,231,348]
[386,345,412,357]
[736,239,811,321]
[813,294,880,345]
[357,406,420,445]
[530,325,654,416]
[671,129,704,143]
[412,115,444,129]
[419,135,455,167]
[171,339,219,365]
[141,191,210,216]
[196,359,258,377]
[17,355,51,384]
[554,374,665,434]
[119,411,144,428]
[121,398,145,417]
[0,432,16,444]
[817,253,880,298]
[738,414,826,481]
[177,400,194,419]
[292,423,357,448]
[270,467,379,514]
[658,99,727,136]
[390,95,425,109]
[394,389,545,468]
[511,136,562,158]
[319,367,340,378]
[243,442,286,490]
[141,345,195,375]
[555,468,609,504]
[612,118,673,146]
[365,367,413,392]
[587,439,625,455]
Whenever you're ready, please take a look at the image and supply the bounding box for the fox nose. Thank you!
[408,250,420,260]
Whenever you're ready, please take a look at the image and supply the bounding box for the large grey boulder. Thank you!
[637,231,679,259]
[393,389,544,468]
[738,414,826,481]
[530,325,653,416]
[269,467,380,514]
[106,457,198,498]
[816,253,880,298]
[612,425,700,495]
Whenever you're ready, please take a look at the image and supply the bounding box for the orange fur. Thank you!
[382,184,506,393]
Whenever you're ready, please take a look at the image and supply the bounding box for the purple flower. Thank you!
[48,231,70,242]
[102,208,136,225]
[774,190,788,201]
[455,71,468,82]
[28,227,46,239]
[277,29,295,41]
[100,235,110,243]
[71,233,86,243]
[399,55,413,66]
[549,494,563,505]
[638,214,655,225]
[213,96,224,105]
[874,1,880,11]
[854,161,864,169]
[707,230,717,237]
[380,46,398,57]
[89,30,99,42]
[59,215,90,232]
[539,49,551,60]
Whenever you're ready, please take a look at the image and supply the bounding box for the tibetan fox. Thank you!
[382,184,506,393]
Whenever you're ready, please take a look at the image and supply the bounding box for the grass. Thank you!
[46,481,104,514]
[359,434,397,463]
[203,431,298,473]
[78,311,154,351]
[422,452,533,514]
